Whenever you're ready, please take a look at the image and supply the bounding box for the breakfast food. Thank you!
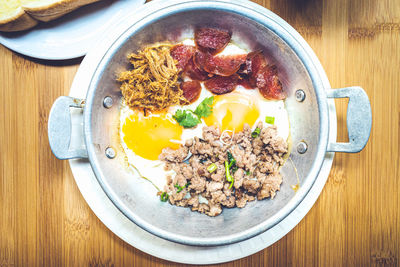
[160,123,288,216]
[118,27,289,216]
[0,0,101,32]
[118,44,188,112]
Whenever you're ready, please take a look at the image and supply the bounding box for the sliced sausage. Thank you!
[170,44,196,70]
[181,80,202,103]
[204,74,238,95]
[246,50,267,75]
[193,50,212,71]
[245,50,268,87]
[243,51,285,99]
[194,50,246,76]
[256,65,286,100]
[238,75,254,89]
[206,55,247,76]
[183,58,210,81]
[195,27,231,54]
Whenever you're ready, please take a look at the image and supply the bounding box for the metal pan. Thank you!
[48,0,372,246]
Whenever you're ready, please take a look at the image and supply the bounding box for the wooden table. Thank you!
[1,0,399,266]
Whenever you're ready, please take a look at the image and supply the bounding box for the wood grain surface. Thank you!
[1,0,399,266]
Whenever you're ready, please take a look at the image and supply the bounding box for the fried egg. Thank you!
[121,111,182,161]
[203,86,290,140]
[119,41,290,191]
[119,105,181,190]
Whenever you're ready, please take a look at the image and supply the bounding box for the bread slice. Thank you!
[0,0,101,32]
[24,0,101,22]
[0,6,38,32]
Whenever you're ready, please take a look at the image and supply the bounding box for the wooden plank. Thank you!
[0,44,17,267]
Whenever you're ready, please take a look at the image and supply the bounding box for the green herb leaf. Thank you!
[207,163,217,173]
[228,180,234,189]
[245,170,251,176]
[175,182,191,193]
[265,116,275,125]
[173,109,201,128]
[231,166,238,173]
[224,161,233,182]
[251,127,261,138]
[227,151,234,164]
[160,192,169,202]
[226,151,238,177]
[194,96,214,118]
[172,96,214,128]
[174,183,184,193]
[227,151,236,169]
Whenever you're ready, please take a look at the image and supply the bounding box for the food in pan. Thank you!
[118,27,289,216]
[0,0,101,32]
[159,123,288,216]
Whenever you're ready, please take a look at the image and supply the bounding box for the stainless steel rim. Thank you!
[83,0,330,246]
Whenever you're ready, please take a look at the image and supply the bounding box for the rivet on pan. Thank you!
[103,96,113,109]
[295,90,306,102]
[297,142,308,154]
[105,147,116,159]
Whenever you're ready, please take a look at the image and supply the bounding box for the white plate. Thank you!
[0,0,145,60]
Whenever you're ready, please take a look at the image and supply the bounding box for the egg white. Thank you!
[231,86,290,141]
[119,41,290,191]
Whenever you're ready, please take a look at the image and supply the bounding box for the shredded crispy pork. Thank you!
[117,44,188,111]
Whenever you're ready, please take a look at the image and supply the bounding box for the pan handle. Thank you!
[326,86,372,153]
[48,96,88,160]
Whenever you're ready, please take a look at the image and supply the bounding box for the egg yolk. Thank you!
[204,93,260,132]
[122,112,182,160]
